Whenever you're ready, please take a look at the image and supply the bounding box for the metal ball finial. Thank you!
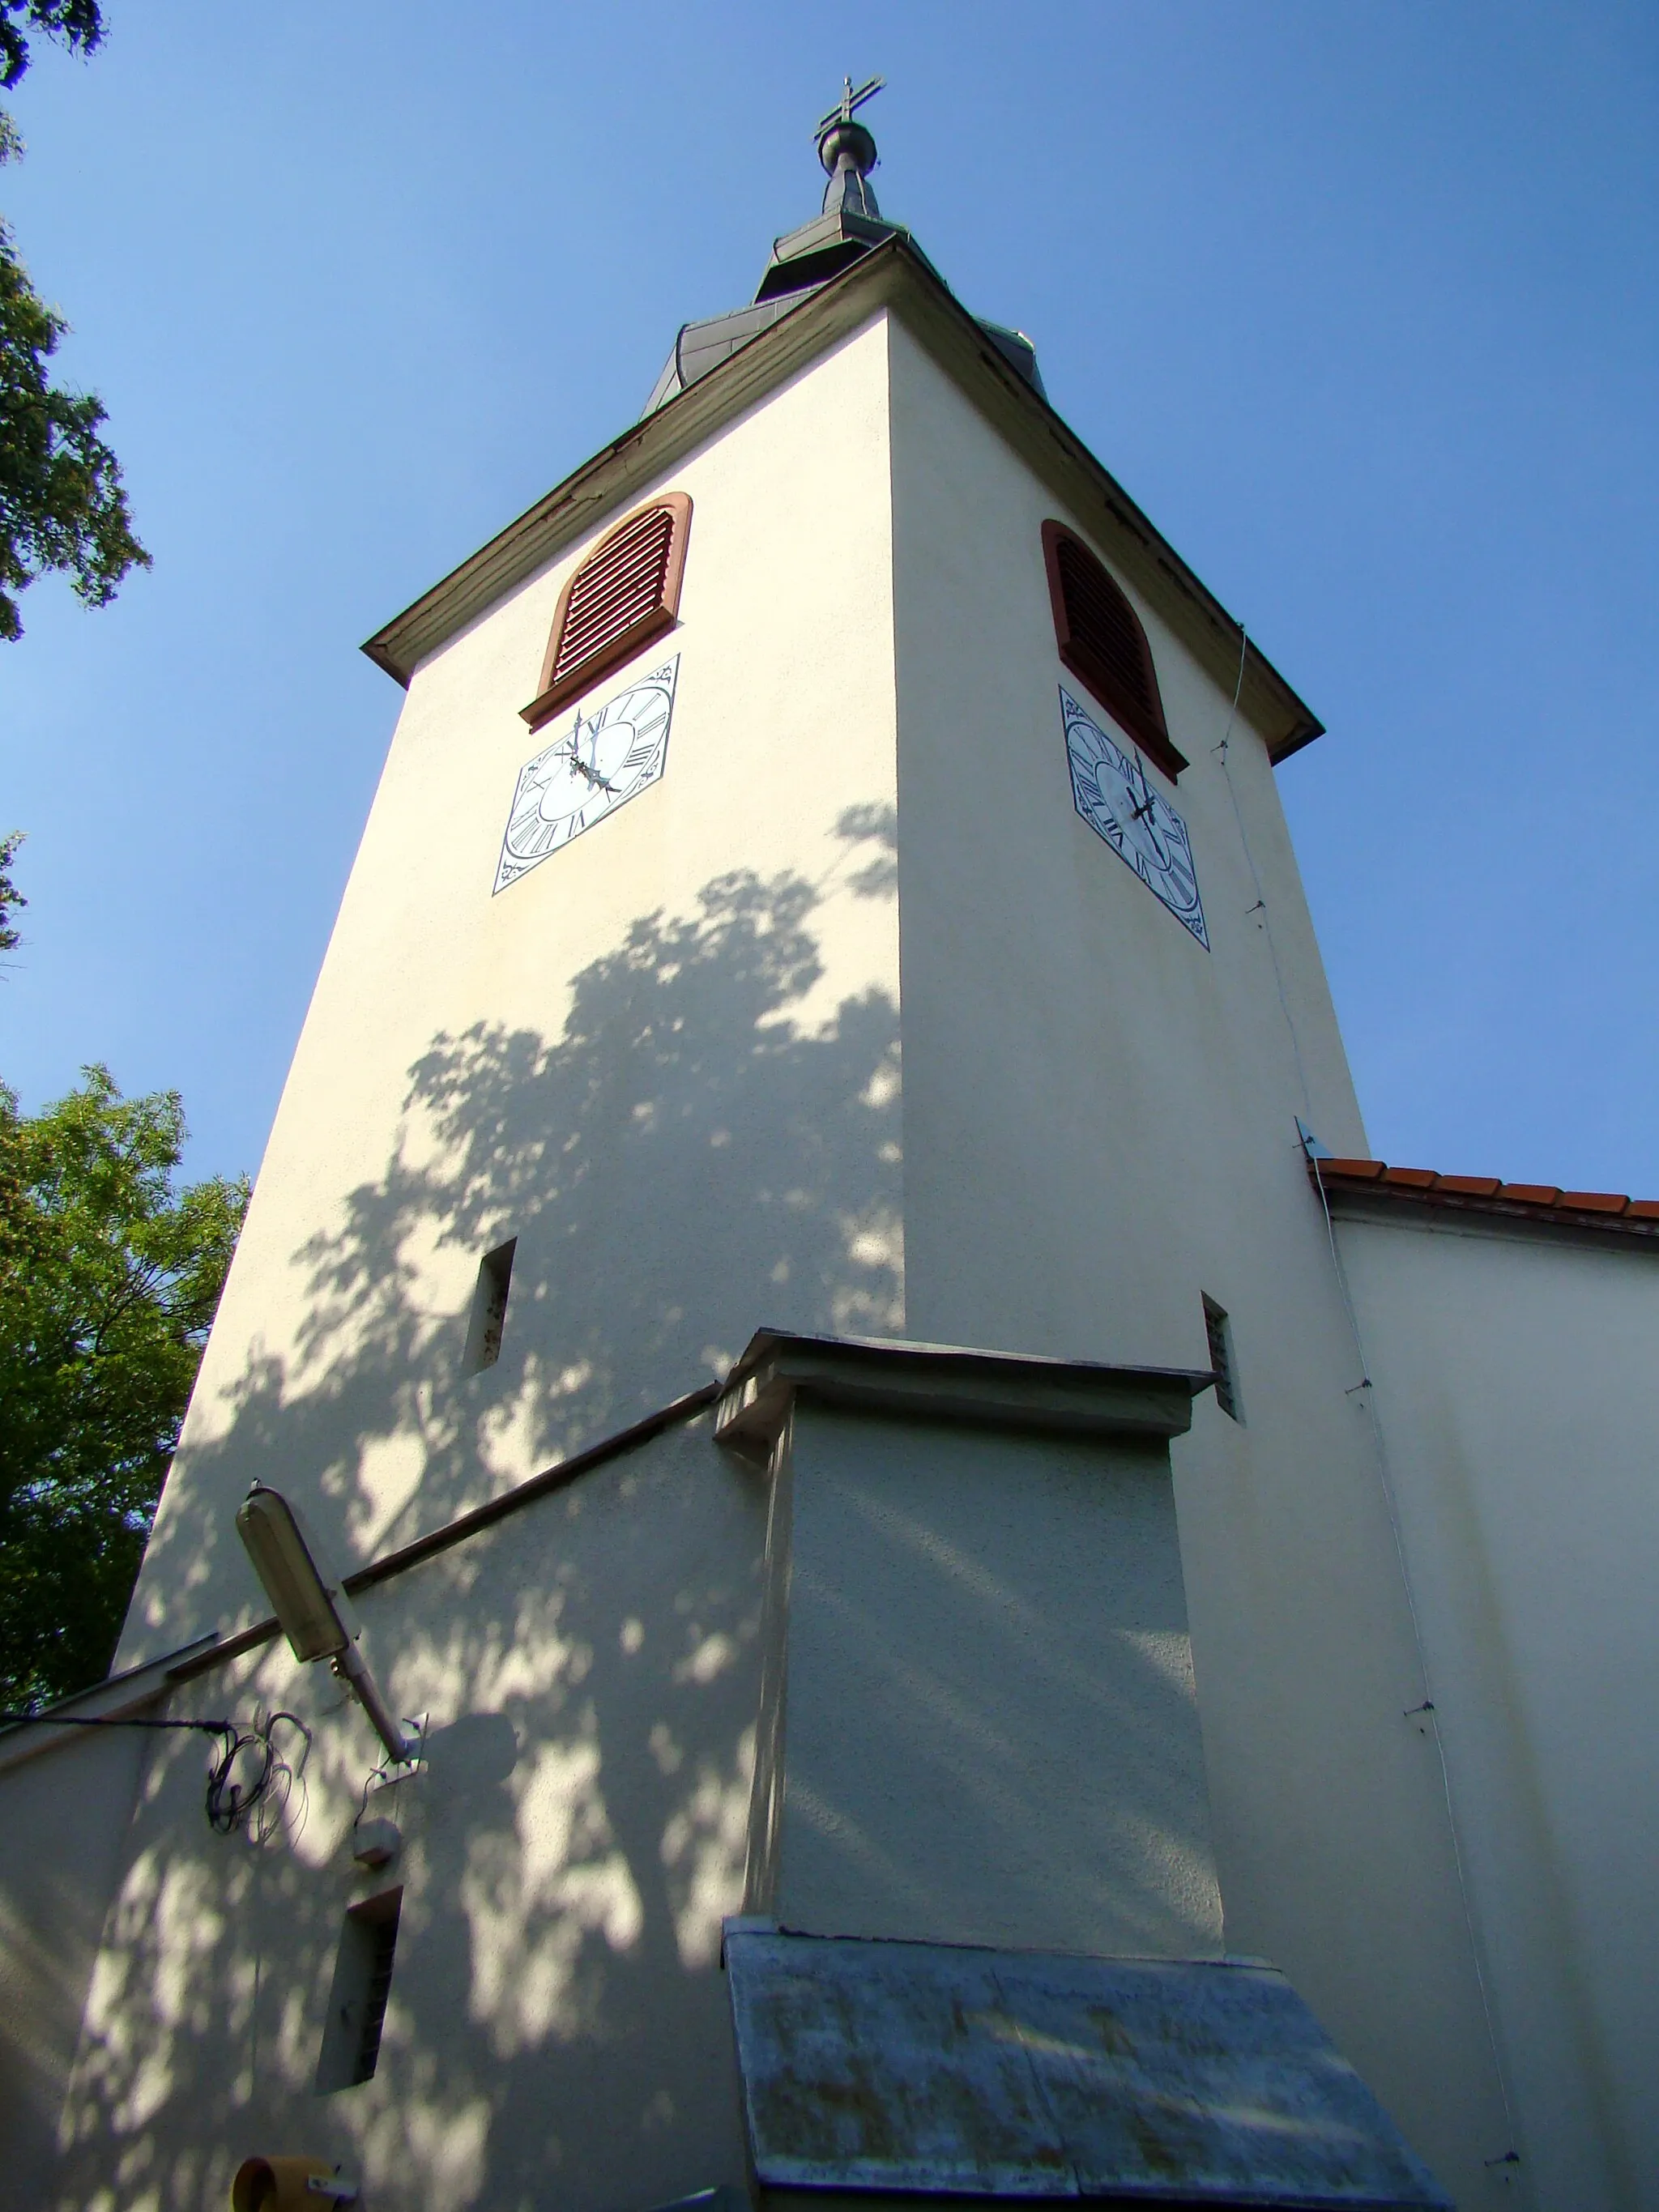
[814,72,883,177]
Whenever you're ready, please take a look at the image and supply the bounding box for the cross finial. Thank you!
[815,73,884,140]
[814,70,885,216]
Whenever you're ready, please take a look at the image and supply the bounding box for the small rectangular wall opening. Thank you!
[315,1887,402,2092]
[464,1238,516,1373]
[1202,1295,1242,1422]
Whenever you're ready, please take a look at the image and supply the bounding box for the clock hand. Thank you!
[1127,753,1171,854]
[1130,753,1154,816]
[578,707,620,795]
[565,755,612,791]
[551,710,616,795]
[566,752,618,796]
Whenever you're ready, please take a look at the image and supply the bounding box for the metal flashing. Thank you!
[753,207,915,305]
[978,318,1047,397]
[643,298,804,416]
[724,1927,1450,2208]
[714,1328,1211,1464]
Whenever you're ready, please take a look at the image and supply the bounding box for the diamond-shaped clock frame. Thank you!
[1061,687,1209,948]
[494,657,680,896]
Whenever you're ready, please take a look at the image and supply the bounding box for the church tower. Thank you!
[11,86,1541,2212]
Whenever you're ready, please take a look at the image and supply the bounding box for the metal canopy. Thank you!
[724,1929,1450,2210]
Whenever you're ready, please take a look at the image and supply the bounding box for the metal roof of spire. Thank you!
[639,76,1046,417]
[751,72,908,305]
[815,73,885,223]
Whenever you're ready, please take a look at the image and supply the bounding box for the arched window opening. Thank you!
[1042,522,1186,779]
[522,492,692,729]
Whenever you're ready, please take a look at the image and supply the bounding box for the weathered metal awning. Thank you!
[724,1929,1449,2210]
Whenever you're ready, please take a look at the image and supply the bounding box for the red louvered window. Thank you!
[522,492,692,729]
[1041,521,1186,779]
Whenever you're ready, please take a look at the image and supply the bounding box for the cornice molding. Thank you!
[362,245,1322,763]
[360,243,1327,761]
[714,1327,1211,1464]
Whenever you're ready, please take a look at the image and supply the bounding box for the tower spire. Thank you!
[642,68,1042,414]
[814,73,885,221]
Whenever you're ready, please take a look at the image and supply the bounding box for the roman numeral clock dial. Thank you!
[1060,686,1209,948]
[493,657,680,894]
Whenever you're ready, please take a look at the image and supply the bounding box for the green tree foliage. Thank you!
[0,213,148,638]
[0,827,23,952]
[0,1068,247,1709]
[0,2,103,91]
[0,0,148,640]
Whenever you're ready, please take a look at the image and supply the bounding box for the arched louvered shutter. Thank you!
[522,492,692,728]
[1041,521,1186,778]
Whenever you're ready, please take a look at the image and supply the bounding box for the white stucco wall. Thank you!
[884,318,1510,2205]
[766,1403,1222,1961]
[0,1724,148,2210]
[47,1412,766,2212]
[1334,1207,1659,2212]
[71,294,1552,2209]
[119,317,906,1674]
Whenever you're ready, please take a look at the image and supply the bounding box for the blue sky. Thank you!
[2,2,1655,1194]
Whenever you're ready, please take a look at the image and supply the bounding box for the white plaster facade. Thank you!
[1329,1202,1659,2208]
[11,1413,766,2212]
[117,310,906,1673]
[1,237,1652,2212]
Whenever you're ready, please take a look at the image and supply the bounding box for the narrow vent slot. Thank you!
[353,1909,399,2084]
[465,1238,516,1375]
[315,1887,403,2093]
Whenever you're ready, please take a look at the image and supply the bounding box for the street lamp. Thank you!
[235,1485,416,1764]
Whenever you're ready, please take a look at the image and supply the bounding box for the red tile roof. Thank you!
[1312,1157,1659,1240]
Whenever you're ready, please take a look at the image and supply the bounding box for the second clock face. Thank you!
[1061,687,1209,948]
[494,657,679,895]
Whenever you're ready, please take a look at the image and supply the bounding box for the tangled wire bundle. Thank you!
[1,1711,311,1833]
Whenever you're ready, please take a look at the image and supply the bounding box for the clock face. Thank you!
[1061,687,1209,948]
[494,657,679,895]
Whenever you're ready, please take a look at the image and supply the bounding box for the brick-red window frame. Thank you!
[1042,521,1186,780]
[521,492,693,730]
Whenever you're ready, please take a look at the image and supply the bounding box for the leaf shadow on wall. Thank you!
[61,816,904,2209]
[55,1417,772,2212]
[136,811,903,1618]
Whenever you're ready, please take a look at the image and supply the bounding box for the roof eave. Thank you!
[361,241,1324,763]
[1313,1158,1659,1244]
[868,247,1323,762]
